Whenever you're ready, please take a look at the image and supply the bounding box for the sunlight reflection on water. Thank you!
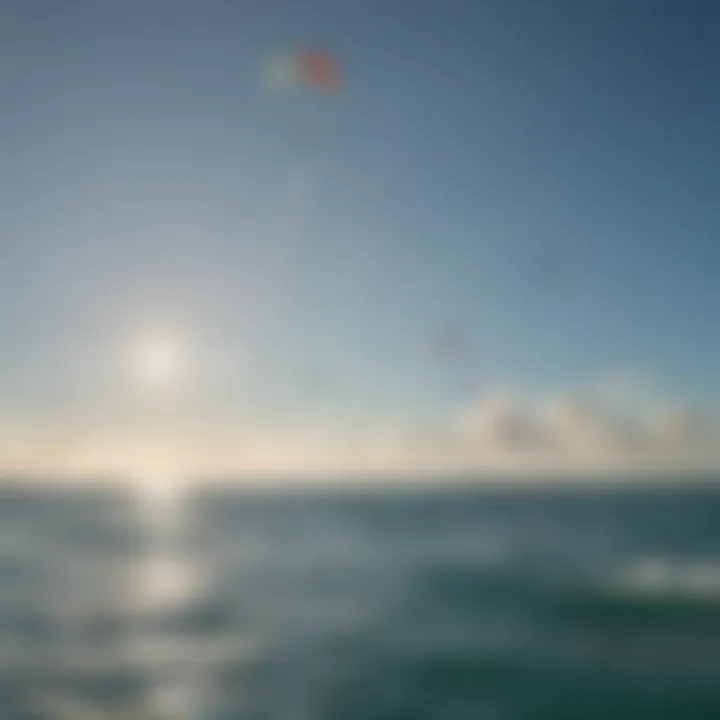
[134,476,200,719]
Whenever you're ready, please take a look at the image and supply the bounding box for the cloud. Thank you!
[451,383,717,473]
[459,389,542,451]
[0,374,717,482]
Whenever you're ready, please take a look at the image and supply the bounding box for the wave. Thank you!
[604,556,720,600]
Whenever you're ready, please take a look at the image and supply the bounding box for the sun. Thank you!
[130,333,187,391]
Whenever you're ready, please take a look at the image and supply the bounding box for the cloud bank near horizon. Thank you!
[0,373,716,481]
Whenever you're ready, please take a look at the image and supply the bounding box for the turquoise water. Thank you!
[0,481,719,718]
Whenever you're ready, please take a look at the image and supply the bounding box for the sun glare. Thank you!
[131,334,186,391]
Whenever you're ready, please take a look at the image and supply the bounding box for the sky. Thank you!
[2,0,720,479]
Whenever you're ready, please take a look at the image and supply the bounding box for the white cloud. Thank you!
[459,388,541,450]
[645,406,706,449]
[0,374,717,482]
[592,370,657,416]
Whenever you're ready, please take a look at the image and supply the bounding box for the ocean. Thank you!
[0,480,719,718]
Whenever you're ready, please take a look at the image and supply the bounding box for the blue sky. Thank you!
[2,0,720,473]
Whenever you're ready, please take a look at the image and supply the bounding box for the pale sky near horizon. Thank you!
[2,0,719,477]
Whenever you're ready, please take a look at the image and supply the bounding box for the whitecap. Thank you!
[605,555,720,600]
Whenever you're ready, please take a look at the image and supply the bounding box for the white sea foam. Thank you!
[606,556,720,599]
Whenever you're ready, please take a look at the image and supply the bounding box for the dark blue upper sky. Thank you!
[2,0,720,430]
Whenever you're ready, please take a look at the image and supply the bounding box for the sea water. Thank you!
[0,480,719,719]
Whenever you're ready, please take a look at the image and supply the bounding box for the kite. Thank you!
[263,48,341,93]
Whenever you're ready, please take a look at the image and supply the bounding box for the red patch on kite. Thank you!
[299,49,340,90]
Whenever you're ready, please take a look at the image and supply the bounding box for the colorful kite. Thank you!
[263,48,341,93]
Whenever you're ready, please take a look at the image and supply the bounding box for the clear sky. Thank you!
[2,0,720,476]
